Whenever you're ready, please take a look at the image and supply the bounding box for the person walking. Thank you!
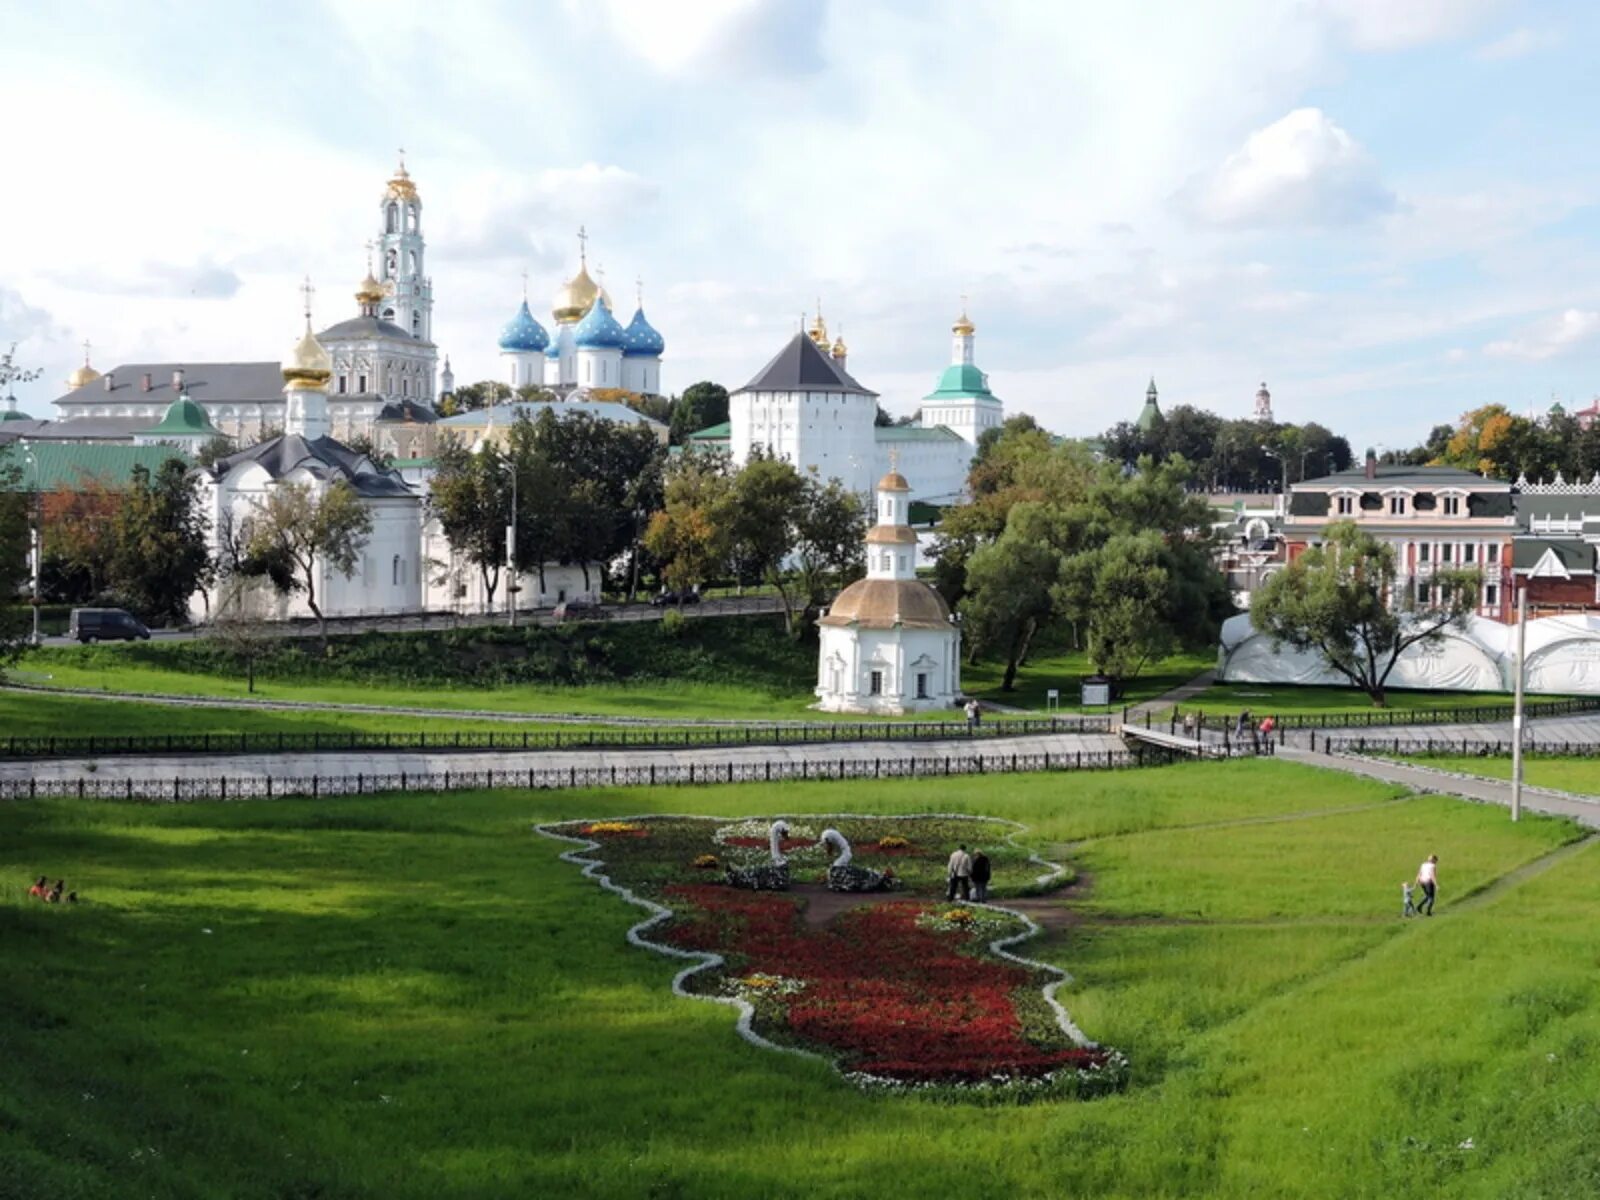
[1414,854,1439,916]
[964,699,979,733]
[970,850,992,903]
[1236,709,1251,740]
[946,844,973,901]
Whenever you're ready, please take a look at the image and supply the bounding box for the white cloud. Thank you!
[1184,108,1396,228]
[1484,310,1600,360]
[1475,27,1556,60]
[1318,0,1501,50]
[592,0,823,74]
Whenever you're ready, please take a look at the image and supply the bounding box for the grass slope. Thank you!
[1,762,1593,1198]
[1174,680,1547,718]
[1397,754,1600,797]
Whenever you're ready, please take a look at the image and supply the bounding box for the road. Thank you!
[33,594,785,646]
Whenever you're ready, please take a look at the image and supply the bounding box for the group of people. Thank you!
[27,876,77,905]
[1402,854,1440,917]
[945,844,993,902]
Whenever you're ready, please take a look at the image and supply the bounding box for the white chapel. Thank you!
[815,467,962,714]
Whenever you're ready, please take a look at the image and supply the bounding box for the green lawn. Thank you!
[1173,680,1560,720]
[3,761,1596,1196]
[964,646,1215,712]
[1397,754,1600,797]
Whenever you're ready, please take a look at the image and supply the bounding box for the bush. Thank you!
[661,608,686,638]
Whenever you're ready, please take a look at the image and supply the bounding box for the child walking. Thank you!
[1401,881,1416,918]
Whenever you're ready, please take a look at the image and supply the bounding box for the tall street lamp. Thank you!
[20,440,41,646]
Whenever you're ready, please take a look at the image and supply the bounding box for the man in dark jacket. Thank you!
[970,850,992,903]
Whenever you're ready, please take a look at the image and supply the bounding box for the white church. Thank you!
[816,467,962,713]
[702,305,1004,506]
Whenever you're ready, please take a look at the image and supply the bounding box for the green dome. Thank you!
[925,363,993,399]
[0,407,33,422]
[144,394,219,437]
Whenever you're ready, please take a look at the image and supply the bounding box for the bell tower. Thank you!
[377,150,433,343]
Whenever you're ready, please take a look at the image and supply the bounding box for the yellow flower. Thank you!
[878,835,911,849]
[582,821,643,835]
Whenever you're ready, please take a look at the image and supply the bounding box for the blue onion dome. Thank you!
[572,294,626,349]
[498,300,550,352]
[622,307,665,357]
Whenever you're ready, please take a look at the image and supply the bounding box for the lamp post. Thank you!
[21,440,40,646]
[1261,448,1288,517]
[503,455,518,628]
[1510,584,1527,822]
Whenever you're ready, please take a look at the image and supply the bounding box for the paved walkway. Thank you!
[1277,745,1600,829]
[1125,668,1217,718]
[0,731,1130,786]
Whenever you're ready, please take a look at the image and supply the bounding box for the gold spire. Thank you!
[283,278,332,390]
[807,298,829,345]
[66,338,102,390]
[385,147,418,202]
[830,323,847,359]
[355,242,384,308]
[952,295,975,336]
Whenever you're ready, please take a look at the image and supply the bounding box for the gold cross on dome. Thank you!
[300,276,315,321]
[889,447,900,474]
[81,338,92,364]
[577,224,588,263]
[521,270,529,301]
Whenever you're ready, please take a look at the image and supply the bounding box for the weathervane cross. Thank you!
[577,224,588,263]
[300,276,315,322]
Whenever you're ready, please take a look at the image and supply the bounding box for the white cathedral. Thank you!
[706,305,1004,506]
[50,158,669,444]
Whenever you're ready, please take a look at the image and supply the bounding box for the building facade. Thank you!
[815,469,961,713]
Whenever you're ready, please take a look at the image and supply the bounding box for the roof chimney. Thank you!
[172,367,185,391]
[1364,448,1377,480]
[141,372,153,393]
[103,372,114,391]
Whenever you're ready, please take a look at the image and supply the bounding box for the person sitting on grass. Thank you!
[28,875,48,900]
[46,880,65,904]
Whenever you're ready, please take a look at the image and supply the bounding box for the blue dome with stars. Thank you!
[621,307,665,357]
[498,300,549,353]
[572,294,626,350]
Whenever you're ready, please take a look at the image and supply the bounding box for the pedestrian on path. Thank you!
[970,850,992,902]
[1401,881,1416,917]
[946,844,973,901]
[1414,854,1439,916]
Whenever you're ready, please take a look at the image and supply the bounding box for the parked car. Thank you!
[552,598,607,624]
[69,607,151,644]
[650,589,701,607]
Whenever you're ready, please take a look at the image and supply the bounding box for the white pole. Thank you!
[506,462,518,628]
[1511,584,1527,822]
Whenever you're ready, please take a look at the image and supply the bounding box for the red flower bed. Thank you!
[661,886,1108,1084]
[856,843,920,857]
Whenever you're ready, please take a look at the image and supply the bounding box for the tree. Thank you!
[241,481,372,646]
[427,437,512,610]
[194,434,236,470]
[668,381,730,444]
[40,477,119,603]
[644,453,732,597]
[0,447,33,665]
[1252,520,1480,707]
[450,381,512,413]
[343,432,394,469]
[720,455,807,633]
[108,459,210,626]
[962,502,1067,688]
[207,577,273,694]
[795,475,867,611]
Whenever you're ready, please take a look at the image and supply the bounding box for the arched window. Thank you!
[386,204,397,234]
[392,556,401,586]
[407,206,418,232]
[408,250,418,274]
[401,378,409,397]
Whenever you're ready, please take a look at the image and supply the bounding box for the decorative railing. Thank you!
[0,746,1180,803]
[1158,694,1600,736]
[0,716,1113,761]
[1321,736,1600,759]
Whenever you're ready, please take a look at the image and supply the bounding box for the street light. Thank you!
[1261,447,1288,516]
[500,455,518,628]
[20,439,40,647]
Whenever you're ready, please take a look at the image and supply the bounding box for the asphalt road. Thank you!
[34,594,785,646]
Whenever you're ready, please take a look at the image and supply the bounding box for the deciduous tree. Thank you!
[108,459,210,626]
[1251,520,1481,707]
[241,481,372,646]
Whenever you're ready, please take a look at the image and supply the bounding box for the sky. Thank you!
[2,0,1599,451]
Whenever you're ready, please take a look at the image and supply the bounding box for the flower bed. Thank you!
[541,813,1121,1097]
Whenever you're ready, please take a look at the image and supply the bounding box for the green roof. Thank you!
[141,395,218,437]
[689,421,730,441]
[1,442,191,492]
[874,424,966,443]
[1135,396,1162,433]
[1513,538,1594,573]
[1,408,33,423]
[924,363,995,400]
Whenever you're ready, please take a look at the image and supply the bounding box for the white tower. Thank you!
[1254,381,1274,422]
[377,152,433,343]
[815,465,961,713]
[440,356,454,396]
[283,281,332,441]
[920,304,1002,448]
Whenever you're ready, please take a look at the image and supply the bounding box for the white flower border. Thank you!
[534,811,1109,1091]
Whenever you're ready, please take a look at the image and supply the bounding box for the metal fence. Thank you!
[0,716,1114,761]
[1322,736,1600,758]
[0,746,1181,803]
[1164,693,1600,733]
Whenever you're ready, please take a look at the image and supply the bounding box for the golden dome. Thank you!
[553,263,602,324]
[355,271,385,306]
[876,470,911,493]
[385,156,418,203]
[820,578,952,631]
[952,310,975,336]
[282,322,333,391]
[830,337,847,359]
[807,312,829,345]
[67,362,102,390]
